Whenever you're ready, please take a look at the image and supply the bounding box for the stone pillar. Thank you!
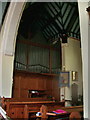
[78,1,89,118]
[0,1,26,97]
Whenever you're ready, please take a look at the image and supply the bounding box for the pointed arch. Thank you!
[0,1,27,97]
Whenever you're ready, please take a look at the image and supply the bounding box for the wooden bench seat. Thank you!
[1,98,65,119]
[1,98,83,119]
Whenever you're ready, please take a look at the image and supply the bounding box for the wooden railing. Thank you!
[15,61,27,70]
[14,60,61,74]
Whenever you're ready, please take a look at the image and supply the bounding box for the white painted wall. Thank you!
[2,55,14,97]
[61,38,82,101]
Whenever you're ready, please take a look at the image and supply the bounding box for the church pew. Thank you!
[1,98,83,119]
[36,106,83,120]
[1,98,65,119]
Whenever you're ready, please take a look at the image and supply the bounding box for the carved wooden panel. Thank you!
[13,70,60,101]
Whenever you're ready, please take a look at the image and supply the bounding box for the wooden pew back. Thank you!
[1,98,83,119]
[1,98,65,119]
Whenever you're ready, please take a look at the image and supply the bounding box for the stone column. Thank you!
[78,1,89,118]
[0,1,26,97]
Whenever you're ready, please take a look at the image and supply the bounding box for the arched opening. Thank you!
[1,0,89,119]
[13,2,83,106]
[0,1,26,97]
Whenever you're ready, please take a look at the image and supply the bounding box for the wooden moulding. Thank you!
[14,69,60,76]
[18,39,60,51]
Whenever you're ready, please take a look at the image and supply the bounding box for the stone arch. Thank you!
[0,1,27,97]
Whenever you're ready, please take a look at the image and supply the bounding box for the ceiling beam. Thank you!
[41,7,63,35]
[54,2,63,10]
[75,25,80,34]
[73,20,79,33]
[38,21,51,38]
[36,22,49,40]
[42,31,48,40]
[43,30,50,38]
[48,25,56,35]
[46,3,63,27]
[77,28,80,34]
[50,2,64,29]
[54,2,65,31]
[66,6,79,32]
[62,3,69,18]
[44,26,53,38]
[63,5,74,29]
[68,2,77,8]
[41,19,55,36]
[46,25,55,36]
[49,24,58,34]
[50,3,59,13]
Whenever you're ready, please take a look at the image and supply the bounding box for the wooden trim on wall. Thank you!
[14,70,59,76]
[69,37,80,41]
[18,39,60,51]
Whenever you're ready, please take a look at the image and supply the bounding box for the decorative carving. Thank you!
[40,105,48,119]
